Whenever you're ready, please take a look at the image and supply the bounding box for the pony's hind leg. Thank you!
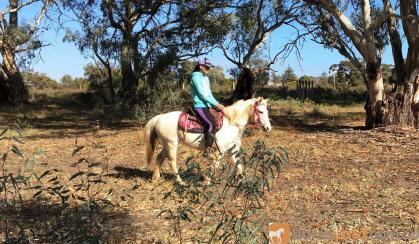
[153,149,167,182]
[164,141,184,185]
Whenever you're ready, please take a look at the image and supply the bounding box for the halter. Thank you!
[230,102,264,130]
[251,103,264,128]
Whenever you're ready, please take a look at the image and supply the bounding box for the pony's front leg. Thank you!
[204,153,223,185]
[231,143,243,176]
[212,153,223,170]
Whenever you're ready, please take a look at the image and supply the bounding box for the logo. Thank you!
[268,223,291,244]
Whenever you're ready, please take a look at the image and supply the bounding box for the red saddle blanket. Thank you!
[178,109,223,133]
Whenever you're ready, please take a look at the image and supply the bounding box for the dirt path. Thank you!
[1,97,418,242]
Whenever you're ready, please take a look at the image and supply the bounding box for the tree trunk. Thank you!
[380,69,419,128]
[0,72,9,102]
[364,62,385,128]
[365,67,419,128]
[229,67,255,103]
[0,50,28,105]
[0,0,28,105]
[105,63,115,103]
[119,38,137,97]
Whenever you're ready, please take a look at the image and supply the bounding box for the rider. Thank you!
[190,57,226,157]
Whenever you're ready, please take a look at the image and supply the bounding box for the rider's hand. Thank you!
[217,104,231,121]
[217,104,225,111]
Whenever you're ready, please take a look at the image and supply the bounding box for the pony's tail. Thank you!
[144,115,160,169]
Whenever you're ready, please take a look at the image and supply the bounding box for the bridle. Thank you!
[252,103,264,128]
[231,102,265,130]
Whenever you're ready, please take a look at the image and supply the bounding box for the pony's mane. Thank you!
[224,98,256,124]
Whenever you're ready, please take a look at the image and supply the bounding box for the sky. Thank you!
[2,1,401,81]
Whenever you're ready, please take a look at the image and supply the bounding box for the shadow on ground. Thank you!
[0,199,132,243]
[109,166,206,183]
[109,166,157,180]
[0,91,138,139]
[0,88,368,139]
[270,110,366,133]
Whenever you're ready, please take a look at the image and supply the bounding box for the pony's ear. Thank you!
[255,97,263,105]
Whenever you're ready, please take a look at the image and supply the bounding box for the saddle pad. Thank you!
[178,111,223,133]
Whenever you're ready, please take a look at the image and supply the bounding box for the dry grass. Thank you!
[0,89,417,242]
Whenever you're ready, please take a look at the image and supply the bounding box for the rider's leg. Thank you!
[193,107,217,157]
[203,131,215,156]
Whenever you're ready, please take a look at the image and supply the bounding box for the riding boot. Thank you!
[203,133,215,158]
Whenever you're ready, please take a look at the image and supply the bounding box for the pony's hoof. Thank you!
[152,176,161,183]
[204,176,212,186]
[210,164,220,172]
[175,176,186,186]
[176,180,186,186]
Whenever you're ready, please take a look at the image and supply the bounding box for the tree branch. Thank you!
[103,0,123,30]
[0,0,38,15]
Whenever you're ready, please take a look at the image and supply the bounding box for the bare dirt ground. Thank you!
[1,91,418,242]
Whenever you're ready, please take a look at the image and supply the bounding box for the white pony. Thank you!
[144,97,272,184]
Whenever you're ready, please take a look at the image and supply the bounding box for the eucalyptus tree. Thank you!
[220,0,303,101]
[65,0,230,101]
[0,0,56,104]
[304,0,418,128]
[63,1,120,102]
[384,0,418,127]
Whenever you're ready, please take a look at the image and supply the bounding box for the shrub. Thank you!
[135,83,190,123]
[160,140,289,242]
[0,123,131,242]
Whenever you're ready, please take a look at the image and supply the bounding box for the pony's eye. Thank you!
[258,109,263,114]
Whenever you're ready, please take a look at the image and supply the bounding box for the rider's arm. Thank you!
[191,72,219,107]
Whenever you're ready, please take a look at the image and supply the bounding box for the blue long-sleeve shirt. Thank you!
[190,71,219,108]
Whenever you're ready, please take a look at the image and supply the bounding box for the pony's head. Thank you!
[225,97,272,131]
[251,97,272,132]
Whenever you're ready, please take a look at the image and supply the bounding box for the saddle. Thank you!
[178,108,223,133]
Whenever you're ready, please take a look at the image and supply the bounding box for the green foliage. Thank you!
[299,75,311,82]
[60,74,89,90]
[135,83,189,123]
[258,85,366,106]
[160,140,289,242]
[0,123,132,242]
[281,66,298,84]
[223,0,296,66]
[22,71,59,89]
[327,61,395,88]
[64,0,231,97]
[84,63,121,99]
[350,4,389,51]
[329,61,364,87]
[208,65,228,85]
